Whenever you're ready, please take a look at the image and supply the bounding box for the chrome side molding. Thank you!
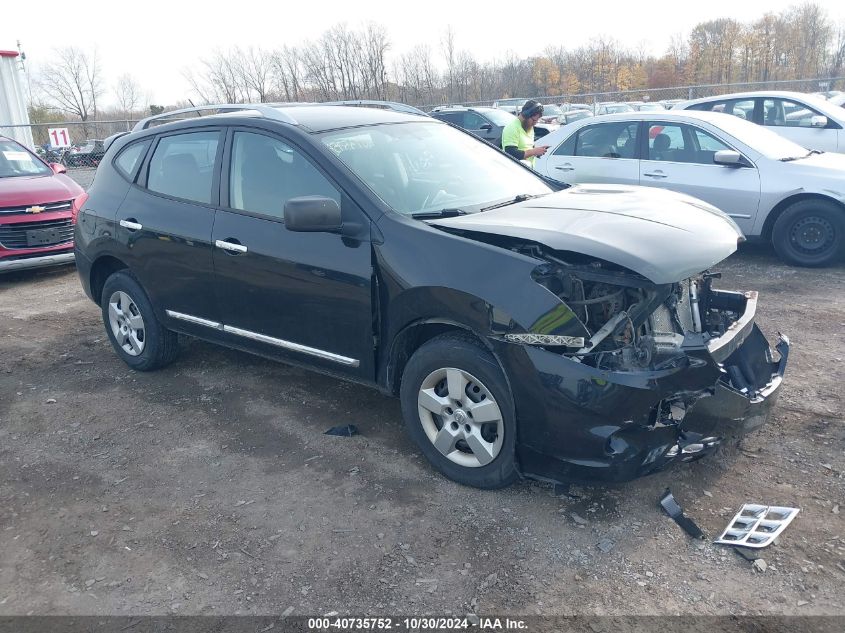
[164,310,358,367]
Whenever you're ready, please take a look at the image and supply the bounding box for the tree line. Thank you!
[27,1,845,125]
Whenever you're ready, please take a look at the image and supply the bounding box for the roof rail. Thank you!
[132,103,299,132]
[321,100,428,117]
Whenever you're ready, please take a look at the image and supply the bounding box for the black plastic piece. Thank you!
[324,424,359,437]
[659,488,705,539]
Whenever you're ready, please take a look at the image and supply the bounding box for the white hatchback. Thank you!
[673,91,845,153]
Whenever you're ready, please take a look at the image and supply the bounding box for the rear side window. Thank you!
[147,131,220,204]
[114,140,150,180]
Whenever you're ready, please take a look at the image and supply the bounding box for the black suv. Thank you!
[75,104,788,489]
[430,106,517,148]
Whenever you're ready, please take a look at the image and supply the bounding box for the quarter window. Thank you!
[114,140,150,180]
[147,131,220,204]
[229,132,340,219]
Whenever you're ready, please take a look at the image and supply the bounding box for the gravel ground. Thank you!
[0,245,842,617]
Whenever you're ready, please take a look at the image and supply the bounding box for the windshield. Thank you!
[542,105,563,116]
[637,103,665,111]
[701,113,812,159]
[483,109,516,126]
[321,122,552,215]
[0,140,52,177]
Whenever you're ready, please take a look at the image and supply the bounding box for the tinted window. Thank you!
[147,131,219,204]
[574,122,639,158]
[229,131,340,219]
[114,140,150,180]
[433,112,462,125]
[462,112,488,129]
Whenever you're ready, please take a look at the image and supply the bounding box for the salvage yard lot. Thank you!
[0,246,843,616]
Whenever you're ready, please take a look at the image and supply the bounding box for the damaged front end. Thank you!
[496,245,789,483]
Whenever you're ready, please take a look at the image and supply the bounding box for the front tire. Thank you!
[772,199,844,266]
[100,271,179,371]
[400,333,518,489]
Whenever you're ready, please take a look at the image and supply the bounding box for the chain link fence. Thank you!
[421,77,845,111]
[0,120,138,169]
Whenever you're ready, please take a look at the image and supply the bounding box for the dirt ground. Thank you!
[0,244,843,617]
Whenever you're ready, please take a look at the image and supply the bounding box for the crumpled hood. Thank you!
[431,184,744,283]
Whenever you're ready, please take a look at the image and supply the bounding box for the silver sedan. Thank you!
[534,110,845,266]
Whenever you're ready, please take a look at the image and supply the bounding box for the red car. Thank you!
[0,135,87,272]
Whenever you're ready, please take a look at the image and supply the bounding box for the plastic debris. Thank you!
[659,488,705,539]
[324,424,359,437]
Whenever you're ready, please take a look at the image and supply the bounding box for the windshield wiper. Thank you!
[410,208,467,219]
[480,193,546,212]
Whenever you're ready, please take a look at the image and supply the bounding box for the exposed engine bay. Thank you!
[519,244,744,372]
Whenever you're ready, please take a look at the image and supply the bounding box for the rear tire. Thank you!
[400,332,518,489]
[100,271,179,371]
[772,199,844,266]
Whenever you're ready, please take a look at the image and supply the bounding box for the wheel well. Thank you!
[386,322,488,396]
[762,193,845,240]
[90,256,128,304]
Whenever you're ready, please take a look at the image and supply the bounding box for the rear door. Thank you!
[639,121,761,234]
[542,120,641,184]
[116,128,223,326]
[211,128,375,380]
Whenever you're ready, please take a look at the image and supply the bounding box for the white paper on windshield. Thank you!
[2,151,31,161]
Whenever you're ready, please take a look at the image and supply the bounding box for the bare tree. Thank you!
[442,26,457,102]
[114,73,142,118]
[240,47,274,102]
[37,46,103,121]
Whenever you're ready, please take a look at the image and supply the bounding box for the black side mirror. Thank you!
[479,123,493,131]
[284,196,342,232]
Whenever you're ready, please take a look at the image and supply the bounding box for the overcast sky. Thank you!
[3,0,845,108]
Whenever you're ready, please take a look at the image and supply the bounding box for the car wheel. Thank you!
[772,199,844,266]
[400,332,518,489]
[100,271,179,371]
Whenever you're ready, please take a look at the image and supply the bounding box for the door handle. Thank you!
[555,164,574,171]
[119,219,143,231]
[215,239,248,254]
[643,171,667,179]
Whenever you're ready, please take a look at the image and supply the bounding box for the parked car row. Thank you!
[535,108,845,266]
[35,139,106,168]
